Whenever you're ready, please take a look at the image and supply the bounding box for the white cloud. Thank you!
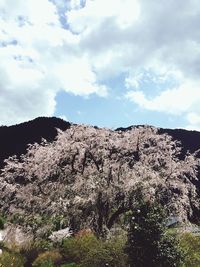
[187,112,200,125]
[59,114,68,121]
[66,0,200,80]
[185,112,200,131]
[0,0,58,25]
[0,0,108,125]
[126,80,200,115]
[126,78,200,130]
[67,0,140,33]
[53,57,107,96]
[1,0,200,128]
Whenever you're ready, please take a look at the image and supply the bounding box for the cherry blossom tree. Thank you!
[0,125,199,235]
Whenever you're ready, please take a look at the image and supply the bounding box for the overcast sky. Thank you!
[0,0,200,130]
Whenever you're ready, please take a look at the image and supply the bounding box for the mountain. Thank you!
[0,119,199,237]
[0,117,71,169]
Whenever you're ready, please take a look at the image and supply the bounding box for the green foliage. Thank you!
[125,201,183,267]
[62,233,99,263]
[79,246,113,267]
[10,213,25,225]
[80,239,128,267]
[33,260,54,267]
[34,239,54,251]
[62,232,128,267]
[19,239,54,266]
[0,251,25,267]
[2,220,200,267]
[180,233,200,267]
[32,250,63,267]
[52,215,68,231]
[123,210,133,226]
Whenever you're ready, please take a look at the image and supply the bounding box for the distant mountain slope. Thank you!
[0,117,71,169]
[158,128,200,155]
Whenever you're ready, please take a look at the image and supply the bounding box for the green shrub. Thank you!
[106,237,128,266]
[34,239,54,251]
[19,240,52,267]
[62,232,128,267]
[32,250,63,267]
[80,246,113,267]
[0,251,25,267]
[180,232,200,267]
[80,237,128,267]
[62,232,99,263]
[34,260,55,267]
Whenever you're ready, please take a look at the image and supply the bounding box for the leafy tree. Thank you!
[125,201,184,267]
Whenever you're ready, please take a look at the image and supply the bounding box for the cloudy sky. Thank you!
[0,0,200,130]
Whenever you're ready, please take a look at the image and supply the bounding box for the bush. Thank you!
[79,245,113,267]
[100,237,128,267]
[0,251,25,267]
[62,232,97,264]
[18,239,54,267]
[180,232,200,267]
[62,232,99,263]
[125,201,183,267]
[62,231,128,267]
[32,250,63,267]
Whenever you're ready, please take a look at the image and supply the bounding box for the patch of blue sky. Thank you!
[49,0,69,29]
[0,39,18,47]
[125,69,179,98]
[50,0,86,30]
[141,74,177,96]
[100,72,127,97]
[54,89,185,130]
[59,13,69,29]
[52,62,186,129]
[17,16,29,27]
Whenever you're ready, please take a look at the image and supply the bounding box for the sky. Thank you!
[0,0,200,130]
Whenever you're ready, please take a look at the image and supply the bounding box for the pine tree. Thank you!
[125,201,183,267]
